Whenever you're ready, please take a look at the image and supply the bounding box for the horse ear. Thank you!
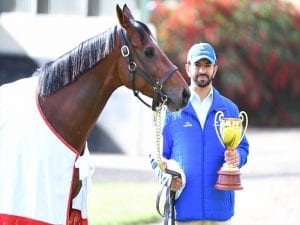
[116,4,125,27]
[116,4,133,29]
[123,4,135,20]
[116,4,141,47]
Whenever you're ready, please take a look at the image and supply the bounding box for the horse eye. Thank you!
[145,48,154,57]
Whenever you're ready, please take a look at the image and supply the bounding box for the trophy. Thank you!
[214,111,248,190]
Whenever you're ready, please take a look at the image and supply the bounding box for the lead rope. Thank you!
[153,106,180,225]
[153,107,165,171]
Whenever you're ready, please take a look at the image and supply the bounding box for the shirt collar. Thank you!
[190,87,213,103]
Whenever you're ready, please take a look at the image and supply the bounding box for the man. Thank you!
[150,43,249,225]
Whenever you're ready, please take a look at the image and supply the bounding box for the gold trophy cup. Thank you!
[214,111,248,190]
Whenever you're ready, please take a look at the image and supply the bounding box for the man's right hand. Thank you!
[171,177,183,192]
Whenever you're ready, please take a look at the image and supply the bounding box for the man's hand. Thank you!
[224,149,240,167]
[171,177,183,192]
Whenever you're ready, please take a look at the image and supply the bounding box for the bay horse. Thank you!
[0,4,190,225]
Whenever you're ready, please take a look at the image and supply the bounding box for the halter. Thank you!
[118,28,178,111]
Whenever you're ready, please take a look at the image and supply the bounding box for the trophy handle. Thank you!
[214,111,225,148]
[239,111,248,142]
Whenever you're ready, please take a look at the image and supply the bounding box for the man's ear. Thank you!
[185,63,191,77]
[213,65,218,78]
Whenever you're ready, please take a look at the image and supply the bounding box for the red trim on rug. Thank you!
[0,214,52,225]
[67,209,88,225]
[0,211,88,225]
[35,95,79,156]
[35,95,87,225]
[66,166,78,224]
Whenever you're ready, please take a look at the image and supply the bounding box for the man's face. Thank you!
[186,59,218,88]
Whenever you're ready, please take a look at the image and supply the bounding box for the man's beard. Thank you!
[194,74,214,88]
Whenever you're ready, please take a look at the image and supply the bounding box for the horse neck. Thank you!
[38,55,122,154]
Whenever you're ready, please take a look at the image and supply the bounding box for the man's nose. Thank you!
[199,66,206,73]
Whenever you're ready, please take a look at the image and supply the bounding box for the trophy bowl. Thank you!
[214,111,248,191]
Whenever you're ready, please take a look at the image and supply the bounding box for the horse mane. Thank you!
[35,20,154,96]
[35,26,116,96]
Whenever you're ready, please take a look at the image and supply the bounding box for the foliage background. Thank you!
[149,0,300,126]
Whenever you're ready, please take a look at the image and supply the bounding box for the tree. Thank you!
[149,0,300,126]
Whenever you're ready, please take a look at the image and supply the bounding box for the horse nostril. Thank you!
[182,88,191,106]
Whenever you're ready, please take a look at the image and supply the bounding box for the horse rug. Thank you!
[0,76,94,225]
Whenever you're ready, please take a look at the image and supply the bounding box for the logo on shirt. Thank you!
[183,121,193,127]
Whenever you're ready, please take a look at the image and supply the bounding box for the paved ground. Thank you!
[91,128,300,225]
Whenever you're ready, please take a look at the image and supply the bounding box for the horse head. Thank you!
[116,4,190,111]
[35,4,191,153]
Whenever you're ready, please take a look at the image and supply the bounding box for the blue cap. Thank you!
[187,43,217,64]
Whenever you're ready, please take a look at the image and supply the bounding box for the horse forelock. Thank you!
[133,20,156,44]
[36,26,116,96]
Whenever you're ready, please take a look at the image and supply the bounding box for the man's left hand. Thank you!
[224,149,240,167]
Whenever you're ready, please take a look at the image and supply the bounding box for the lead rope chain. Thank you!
[153,106,165,171]
[154,107,178,225]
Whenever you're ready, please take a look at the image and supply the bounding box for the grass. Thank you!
[88,181,162,225]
